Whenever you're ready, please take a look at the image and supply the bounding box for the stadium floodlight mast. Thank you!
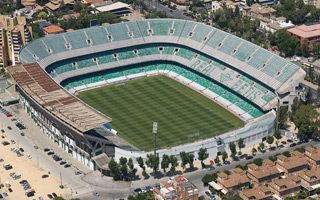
[152,122,158,157]
[152,122,158,178]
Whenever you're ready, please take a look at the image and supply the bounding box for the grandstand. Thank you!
[11,19,305,169]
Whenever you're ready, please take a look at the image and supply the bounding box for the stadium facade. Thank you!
[9,19,305,170]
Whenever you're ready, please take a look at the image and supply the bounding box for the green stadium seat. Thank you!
[149,20,172,35]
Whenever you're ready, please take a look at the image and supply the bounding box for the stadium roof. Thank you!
[8,63,111,133]
[94,2,131,12]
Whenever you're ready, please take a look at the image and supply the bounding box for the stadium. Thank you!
[9,19,305,170]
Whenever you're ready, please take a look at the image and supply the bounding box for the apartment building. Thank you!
[0,15,32,68]
[276,151,308,174]
[153,176,199,200]
[247,159,281,183]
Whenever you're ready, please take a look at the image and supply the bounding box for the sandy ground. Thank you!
[0,132,71,200]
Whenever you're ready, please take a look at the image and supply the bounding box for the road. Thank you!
[146,0,192,20]
[2,104,320,199]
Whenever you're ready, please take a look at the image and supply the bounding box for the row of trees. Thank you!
[109,148,210,180]
[108,157,137,181]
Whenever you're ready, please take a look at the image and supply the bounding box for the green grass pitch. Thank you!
[77,75,245,151]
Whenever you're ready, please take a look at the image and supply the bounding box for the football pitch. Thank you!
[77,75,245,151]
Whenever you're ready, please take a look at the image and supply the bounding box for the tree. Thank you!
[269,155,277,162]
[214,155,220,165]
[229,142,237,157]
[297,191,308,199]
[201,173,218,186]
[266,136,274,147]
[238,138,245,149]
[198,148,209,168]
[146,154,159,176]
[136,157,145,171]
[169,155,178,173]
[201,174,213,186]
[128,191,154,200]
[108,158,121,180]
[222,151,228,162]
[187,152,195,169]
[258,142,265,152]
[253,158,263,166]
[251,147,257,155]
[274,130,282,140]
[161,154,170,173]
[295,146,305,153]
[278,106,289,129]
[180,151,189,169]
[119,157,128,178]
[127,158,136,176]
[292,105,319,140]
[128,158,134,171]
[282,151,291,157]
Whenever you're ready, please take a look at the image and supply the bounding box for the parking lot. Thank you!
[0,119,71,199]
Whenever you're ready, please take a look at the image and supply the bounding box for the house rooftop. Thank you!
[269,176,300,192]
[247,159,280,180]
[277,151,308,171]
[305,146,320,162]
[287,23,320,39]
[240,185,272,200]
[42,25,64,34]
[217,169,250,188]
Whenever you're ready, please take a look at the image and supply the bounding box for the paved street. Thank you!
[145,0,192,20]
[1,103,319,199]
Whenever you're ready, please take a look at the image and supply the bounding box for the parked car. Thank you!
[93,192,100,197]
[269,146,276,151]
[52,155,62,161]
[41,174,49,179]
[1,141,9,146]
[289,143,297,147]
[64,164,71,168]
[75,171,82,175]
[60,161,66,165]
[134,188,142,193]
[246,155,254,160]
[3,164,12,170]
[52,193,57,198]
